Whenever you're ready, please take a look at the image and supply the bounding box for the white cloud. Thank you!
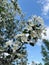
[34,61,40,64]
[42,2,49,15]
[38,0,49,15]
[36,39,43,46]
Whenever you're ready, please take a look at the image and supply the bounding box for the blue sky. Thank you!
[18,0,49,64]
[18,0,49,26]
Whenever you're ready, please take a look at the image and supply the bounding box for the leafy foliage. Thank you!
[41,39,49,65]
[0,0,45,65]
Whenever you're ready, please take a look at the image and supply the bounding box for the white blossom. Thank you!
[5,40,13,46]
